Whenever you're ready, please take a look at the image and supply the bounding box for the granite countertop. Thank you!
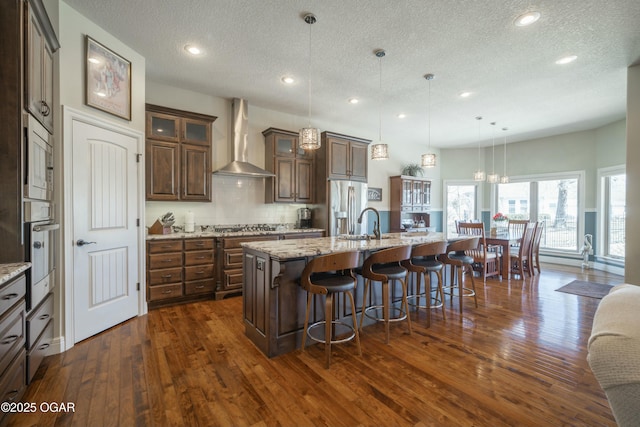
[0,262,31,286]
[241,232,447,260]
[146,228,325,240]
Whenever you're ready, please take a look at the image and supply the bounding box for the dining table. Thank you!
[485,232,522,279]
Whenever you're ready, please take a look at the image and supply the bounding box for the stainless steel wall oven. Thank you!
[24,201,58,311]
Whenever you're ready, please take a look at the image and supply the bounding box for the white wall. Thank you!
[625,64,640,284]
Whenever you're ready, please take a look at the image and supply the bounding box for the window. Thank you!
[600,168,625,259]
[497,172,583,253]
[445,183,477,235]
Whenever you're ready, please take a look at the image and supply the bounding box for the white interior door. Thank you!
[71,118,140,343]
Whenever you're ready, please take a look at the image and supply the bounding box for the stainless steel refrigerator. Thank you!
[325,180,368,236]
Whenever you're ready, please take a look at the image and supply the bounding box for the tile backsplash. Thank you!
[145,175,309,227]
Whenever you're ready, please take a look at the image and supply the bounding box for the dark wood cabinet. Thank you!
[146,238,216,308]
[321,131,369,182]
[389,175,431,232]
[145,104,216,202]
[24,0,58,133]
[263,128,314,203]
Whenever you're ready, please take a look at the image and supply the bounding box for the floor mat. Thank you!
[555,280,614,299]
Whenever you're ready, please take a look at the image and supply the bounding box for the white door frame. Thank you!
[62,106,146,351]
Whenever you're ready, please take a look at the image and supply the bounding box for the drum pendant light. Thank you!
[371,49,389,160]
[421,73,436,168]
[299,14,321,150]
[473,116,485,181]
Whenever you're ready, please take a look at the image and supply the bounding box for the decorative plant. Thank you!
[401,163,424,177]
[492,212,508,222]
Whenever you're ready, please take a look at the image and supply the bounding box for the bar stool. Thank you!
[440,237,480,313]
[402,240,448,327]
[300,251,362,369]
[358,245,412,344]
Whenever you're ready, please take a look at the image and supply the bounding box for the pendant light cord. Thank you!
[491,122,496,174]
[427,78,431,150]
[378,54,382,143]
[307,20,312,127]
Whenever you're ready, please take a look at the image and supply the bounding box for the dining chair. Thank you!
[509,224,535,278]
[457,222,501,280]
[530,221,544,274]
[507,219,529,247]
[300,251,361,368]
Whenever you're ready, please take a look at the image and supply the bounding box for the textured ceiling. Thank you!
[63,0,640,148]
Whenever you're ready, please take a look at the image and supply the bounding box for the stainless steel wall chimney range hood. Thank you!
[212,98,275,178]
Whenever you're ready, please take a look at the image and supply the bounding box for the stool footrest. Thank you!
[307,320,356,345]
[407,293,444,309]
[363,305,407,323]
[442,286,476,298]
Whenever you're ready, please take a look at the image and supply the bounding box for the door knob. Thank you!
[76,239,96,247]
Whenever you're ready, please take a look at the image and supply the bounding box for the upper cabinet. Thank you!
[389,175,431,232]
[318,131,370,183]
[263,128,314,203]
[24,0,59,134]
[145,104,216,202]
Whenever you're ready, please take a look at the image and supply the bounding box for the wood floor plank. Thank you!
[7,264,619,426]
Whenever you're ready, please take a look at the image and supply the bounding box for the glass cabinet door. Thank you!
[422,181,431,207]
[148,113,179,142]
[275,134,297,156]
[183,119,210,146]
[402,180,412,208]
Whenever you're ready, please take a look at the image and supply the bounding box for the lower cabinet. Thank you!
[0,273,27,424]
[26,292,54,383]
[146,237,215,308]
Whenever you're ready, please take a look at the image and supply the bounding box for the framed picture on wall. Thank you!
[367,187,382,202]
[85,35,132,120]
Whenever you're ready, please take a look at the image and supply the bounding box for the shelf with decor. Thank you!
[389,175,431,233]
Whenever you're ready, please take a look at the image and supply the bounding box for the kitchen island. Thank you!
[241,232,448,357]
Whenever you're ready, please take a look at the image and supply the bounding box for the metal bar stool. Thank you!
[300,251,362,369]
[358,245,412,344]
[402,240,448,327]
[440,237,480,313]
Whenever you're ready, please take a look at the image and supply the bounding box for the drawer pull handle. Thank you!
[161,290,173,294]
[161,245,174,249]
[38,343,50,351]
[38,314,51,321]
[195,243,205,246]
[161,259,174,262]
[6,389,19,401]
[196,256,206,259]
[195,270,205,275]
[161,274,173,279]
[1,335,19,345]
[195,285,205,289]
[1,293,19,300]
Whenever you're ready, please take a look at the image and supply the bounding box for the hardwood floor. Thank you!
[8,264,622,427]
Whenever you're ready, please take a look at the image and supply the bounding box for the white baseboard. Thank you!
[48,336,66,355]
[540,255,625,276]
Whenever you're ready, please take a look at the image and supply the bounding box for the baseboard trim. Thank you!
[48,336,66,355]
[540,255,625,276]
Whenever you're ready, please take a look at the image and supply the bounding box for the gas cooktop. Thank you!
[213,225,278,233]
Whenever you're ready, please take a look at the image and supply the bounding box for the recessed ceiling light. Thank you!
[555,55,578,65]
[514,11,541,27]
[184,44,202,55]
[281,76,295,84]
[348,98,359,104]
[397,113,406,119]
[459,91,472,98]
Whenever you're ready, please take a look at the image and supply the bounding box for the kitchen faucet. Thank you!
[357,207,381,240]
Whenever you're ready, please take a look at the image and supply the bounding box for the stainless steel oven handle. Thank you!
[32,223,60,232]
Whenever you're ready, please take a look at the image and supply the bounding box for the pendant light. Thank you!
[371,49,389,160]
[500,127,510,183]
[421,73,436,168]
[298,14,321,150]
[473,116,485,181]
[487,121,499,183]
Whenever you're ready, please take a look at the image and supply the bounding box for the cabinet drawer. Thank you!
[185,279,215,296]
[224,249,243,268]
[0,275,26,316]
[184,250,214,266]
[224,269,243,290]
[148,267,183,285]
[148,284,183,302]
[0,348,26,415]
[149,252,182,269]
[27,293,53,349]
[147,240,183,253]
[222,235,278,249]
[184,264,214,281]
[27,320,52,383]
[0,300,26,378]
[184,239,213,251]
